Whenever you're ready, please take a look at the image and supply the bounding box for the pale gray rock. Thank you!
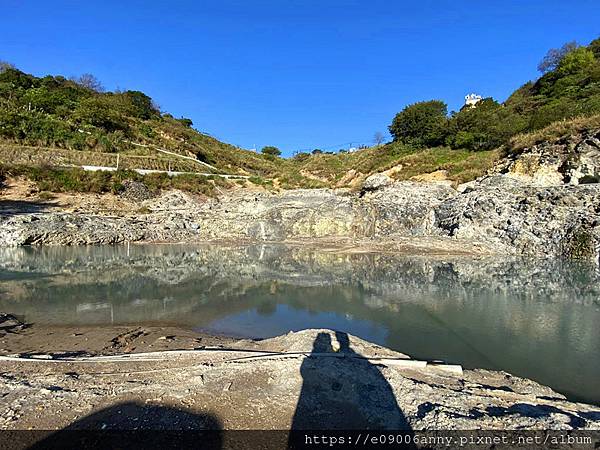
[434,176,600,259]
[2,178,600,262]
[362,172,392,191]
[498,128,600,186]
[0,329,598,431]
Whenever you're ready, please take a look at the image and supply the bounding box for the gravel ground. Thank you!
[0,326,598,438]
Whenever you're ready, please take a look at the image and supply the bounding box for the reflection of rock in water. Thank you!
[1,244,599,305]
[1,244,599,360]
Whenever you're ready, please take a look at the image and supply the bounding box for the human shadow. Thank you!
[290,331,414,432]
[26,402,222,450]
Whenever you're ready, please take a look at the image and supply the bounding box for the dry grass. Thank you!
[0,144,228,174]
[385,148,501,184]
[508,115,600,152]
[1,141,503,192]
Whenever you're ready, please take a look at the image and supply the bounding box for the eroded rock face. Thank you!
[359,182,456,237]
[1,177,600,261]
[498,128,600,186]
[2,147,600,261]
[435,176,600,258]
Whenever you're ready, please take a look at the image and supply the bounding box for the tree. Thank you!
[121,90,159,119]
[447,99,495,150]
[373,131,385,146]
[73,73,104,92]
[73,97,123,131]
[261,145,281,157]
[0,61,15,73]
[177,117,193,127]
[589,38,600,59]
[556,47,596,76]
[388,100,448,148]
[537,41,578,73]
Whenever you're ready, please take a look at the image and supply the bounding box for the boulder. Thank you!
[362,173,392,191]
[120,180,154,202]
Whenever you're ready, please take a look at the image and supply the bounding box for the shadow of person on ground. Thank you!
[26,402,222,450]
[290,331,414,432]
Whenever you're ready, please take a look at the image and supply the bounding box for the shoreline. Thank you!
[2,320,598,407]
[1,322,599,430]
[0,320,241,357]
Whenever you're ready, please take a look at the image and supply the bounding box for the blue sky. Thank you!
[2,1,599,156]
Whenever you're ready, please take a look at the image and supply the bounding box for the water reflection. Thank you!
[0,244,599,405]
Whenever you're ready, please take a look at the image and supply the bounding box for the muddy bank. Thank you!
[0,320,237,357]
[0,325,599,432]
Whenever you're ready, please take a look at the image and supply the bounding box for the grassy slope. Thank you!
[6,114,595,197]
[2,38,600,195]
[507,114,600,152]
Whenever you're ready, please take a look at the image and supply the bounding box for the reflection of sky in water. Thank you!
[203,304,387,344]
[0,244,599,406]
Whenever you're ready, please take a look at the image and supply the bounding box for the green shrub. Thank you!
[447,98,527,150]
[389,100,448,148]
[73,97,125,132]
[261,146,282,157]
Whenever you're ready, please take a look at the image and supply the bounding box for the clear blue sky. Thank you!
[2,1,599,156]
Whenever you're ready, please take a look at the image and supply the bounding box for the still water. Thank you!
[0,244,599,405]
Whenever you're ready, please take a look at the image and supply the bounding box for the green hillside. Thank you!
[0,67,281,176]
[1,36,599,194]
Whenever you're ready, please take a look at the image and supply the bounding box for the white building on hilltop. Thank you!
[464,93,483,107]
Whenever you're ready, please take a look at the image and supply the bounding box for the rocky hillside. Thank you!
[2,146,599,262]
[498,121,600,186]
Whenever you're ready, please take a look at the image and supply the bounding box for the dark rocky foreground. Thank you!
[1,174,599,261]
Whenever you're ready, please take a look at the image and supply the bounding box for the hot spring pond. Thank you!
[0,244,599,405]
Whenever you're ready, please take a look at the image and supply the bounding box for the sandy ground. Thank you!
[0,323,238,357]
[1,320,599,439]
[0,176,269,217]
[0,177,135,214]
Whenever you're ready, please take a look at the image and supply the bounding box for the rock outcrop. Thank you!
[1,175,600,261]
[435,176,600,258]
[0,329,598,431]
[2,132,600,261]
[498,128,600,186]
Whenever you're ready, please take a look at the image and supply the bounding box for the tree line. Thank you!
[389,37,600,151]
